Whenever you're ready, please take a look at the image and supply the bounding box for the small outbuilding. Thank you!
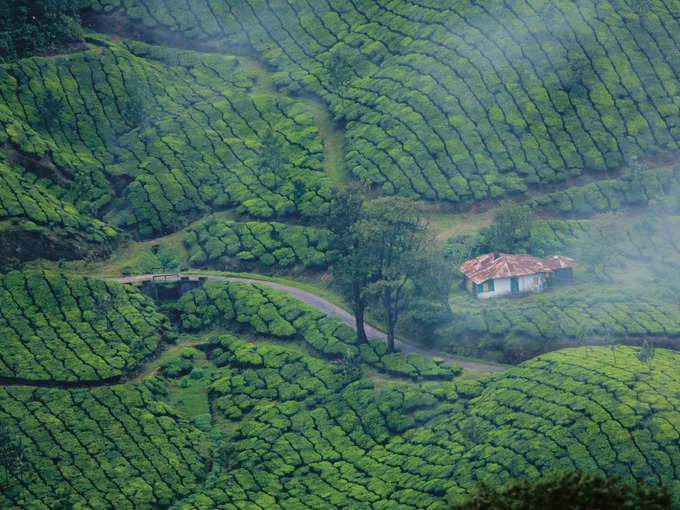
[543,255,576,283]
[460,253,575,299]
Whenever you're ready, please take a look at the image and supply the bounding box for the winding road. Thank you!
[105,274,507,373]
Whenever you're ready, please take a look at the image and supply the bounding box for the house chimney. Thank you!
[493,252,498,260]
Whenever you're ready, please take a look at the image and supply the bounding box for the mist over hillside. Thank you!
[1,1,680,509]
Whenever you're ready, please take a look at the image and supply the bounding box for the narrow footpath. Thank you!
[106,274,507,373]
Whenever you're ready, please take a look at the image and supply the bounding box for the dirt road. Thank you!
[106,274,507,373]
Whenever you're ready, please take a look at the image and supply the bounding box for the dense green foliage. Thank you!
[0,270,168,382]
[451,471,673,510]
[175,280,461,380]
[0,0,83,62]
[3,1,680,507]
[166,342,680,508]
[172,334,470,509]
[0,383,207,509]
[453,347,680,494]
[529,164,680,216]
[184,218,329,269]
[81,0,680,203]
[0,39,330,237]
[3,269,680,508]
[440,284,680,362]
[0,159,117,263]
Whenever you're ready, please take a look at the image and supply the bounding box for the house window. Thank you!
[479,280,495,293]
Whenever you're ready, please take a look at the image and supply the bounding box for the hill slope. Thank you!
[80,0,680,203]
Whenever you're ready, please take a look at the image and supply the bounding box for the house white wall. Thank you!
[472,273,547,299]
[518,273,546,293]
[475,277,510,299]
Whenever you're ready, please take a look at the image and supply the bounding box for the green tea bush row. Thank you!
[171,340,680,507]
[80,0,680,204]
[184,217,329,269]
[0,383,206,510]
[0,160,117,261]
[174,333,468,509]
[439,283,680,363]
[439,347,680,495]
[0,39,330,237]
[0,270,168,382]
[529,165,680,216]
[174,280,461,380]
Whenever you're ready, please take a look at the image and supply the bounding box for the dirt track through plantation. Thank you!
[106,274,507,373]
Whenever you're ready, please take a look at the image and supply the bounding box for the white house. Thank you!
[460,253,575,299]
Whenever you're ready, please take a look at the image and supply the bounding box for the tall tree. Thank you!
[325,185,372,343]
[257,130,287,188]
[358,197,431,352]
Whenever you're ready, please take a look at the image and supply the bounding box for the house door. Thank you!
[510,277,519,294]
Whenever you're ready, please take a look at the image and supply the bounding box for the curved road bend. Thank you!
[105,274,507,373]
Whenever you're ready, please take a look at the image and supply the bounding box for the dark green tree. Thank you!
[325,185,371,343]
[257,130,287,187]
[38,90,64,129]
[565,50,591,96]
[0,0,83,62]
[624,156,649,205]
[479,200,533,254]
[121,77,153,129]
[636,340,655,366]
[0,423,25,485]
[358,197,432,352]
[450,471,672,510]
[327,52,352,109]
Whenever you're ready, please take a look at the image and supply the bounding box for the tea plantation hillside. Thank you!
[80,0,680,203]
[2,268,680,508]
[0,270,169,382]
[4,1,680,508]
[183,217,329,269]
[0,383,207,509]
[175,280,462,380]
[0,38,330,238]
[0,158,118,263]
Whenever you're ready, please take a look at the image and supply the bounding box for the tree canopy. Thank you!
[0,0,83,62]
[451,471,673,510]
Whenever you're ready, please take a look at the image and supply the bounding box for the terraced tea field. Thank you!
[3,1,680,508]
[0,270,168,382]
[184,218,329,269]
[0,39,330,237]
[81,0,680,204]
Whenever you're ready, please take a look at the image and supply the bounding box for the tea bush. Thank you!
[0,39,330,237]
[80,0,680,204]
[174,280,461,380]
[0,383,206,509]
[0,270,168,382]
[168,342,680,508]
[0,160,117,262]
[184,217,329,269]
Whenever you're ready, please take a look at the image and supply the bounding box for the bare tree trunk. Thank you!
[353,283,368,343]
[385,289,395,352]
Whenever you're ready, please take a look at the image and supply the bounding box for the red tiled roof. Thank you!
[460,253,551,284]
[543,255,576,270]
